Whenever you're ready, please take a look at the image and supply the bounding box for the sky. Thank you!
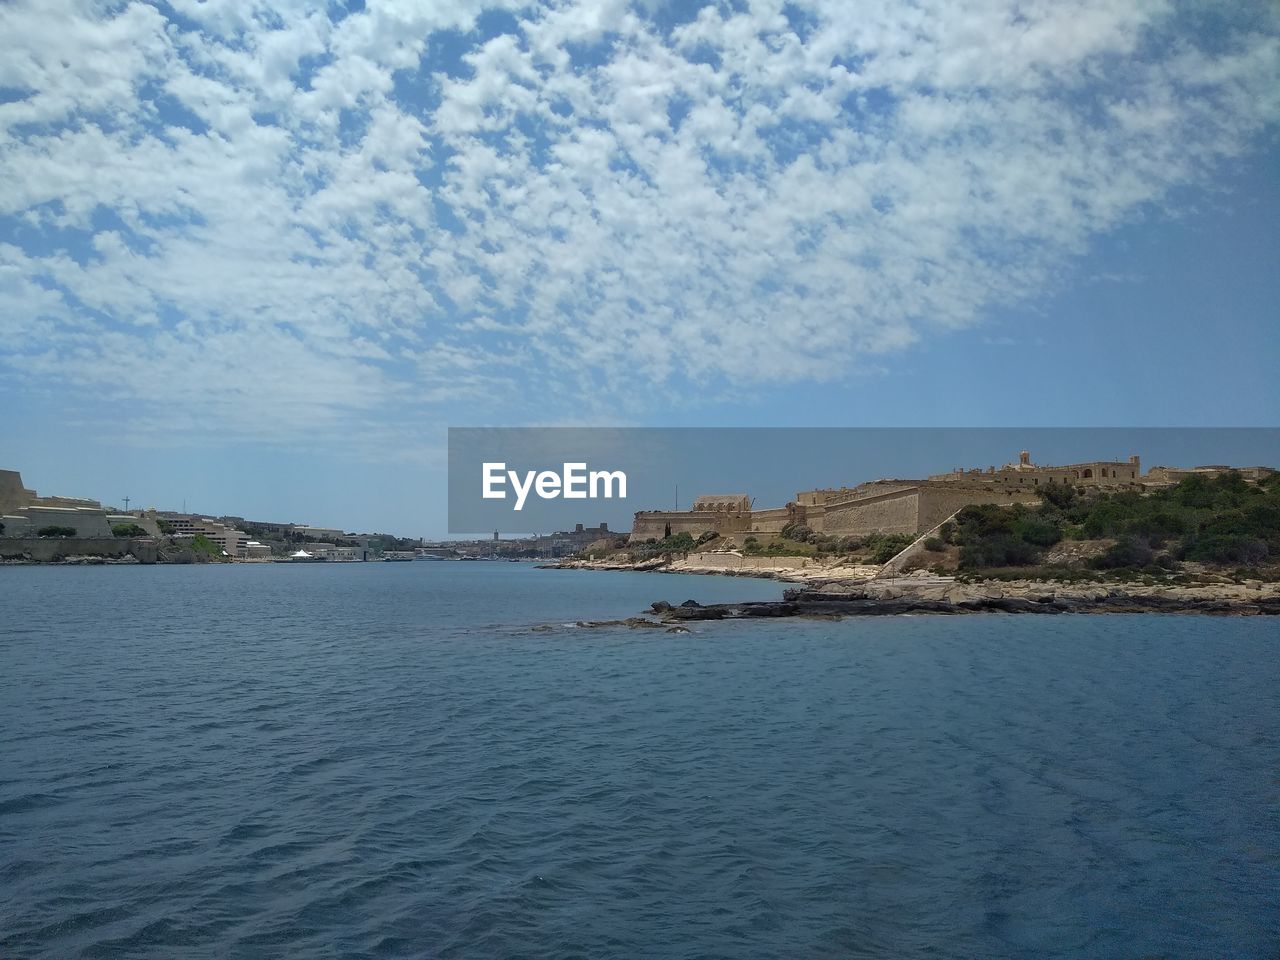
[1,0,1278,536]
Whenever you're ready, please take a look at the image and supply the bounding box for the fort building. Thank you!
[631,496,753,542]
[927,450,1142,488]
[627,451,1270,544]
[0,468,114,538]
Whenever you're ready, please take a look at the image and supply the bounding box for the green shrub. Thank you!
[923,537,945,552]
[112,523,148,538]
[869,534,913,564]
[1090,536,1155,570]
[1185,535,1268,566]
[959,534,1041,569]
[778,520,808,541]
[644,532,696,552]
[190,533,222,557]
[1013,516,1062,547]
[37,525,77,538]
[1039,482,1077,509]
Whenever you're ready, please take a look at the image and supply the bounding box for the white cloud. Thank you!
[0,0,1277,444]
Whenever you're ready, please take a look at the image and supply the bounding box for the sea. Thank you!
[1,562,1277,958]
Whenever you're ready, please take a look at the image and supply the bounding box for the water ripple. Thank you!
[1,564,1278,958]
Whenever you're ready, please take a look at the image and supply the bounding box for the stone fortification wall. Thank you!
[0,469,36,515]
[915,483,1041,531]
[630,511,751,542]
[747,507,796,534]
[0,538,158,563]
[820,487,921,537]
[682,553,816,571]
[814,482,1044,538]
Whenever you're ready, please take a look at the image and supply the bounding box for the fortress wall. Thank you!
[933,463,1141,489]
[748,507,794,534]
[815,483,1044,537]
[0,470,36,515]
[821,488,921,537]
[801,481,918,507]
[681,554,816,572]
[915,484,1042,531]
[0,538,158,563]
[16,506,113,538]
[629,511,750,541]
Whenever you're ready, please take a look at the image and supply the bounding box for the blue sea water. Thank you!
[1,562,1277,959]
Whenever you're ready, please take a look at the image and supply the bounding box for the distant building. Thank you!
[533,522,613,556]
[158,513,250,556]
[291,524,347,541]
[240,540,274,559]
[927,450,1142,488]
[1144,464,1277,485]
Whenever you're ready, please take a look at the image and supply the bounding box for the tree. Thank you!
[112,523,148,538]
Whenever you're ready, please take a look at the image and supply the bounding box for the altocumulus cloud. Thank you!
[1,0,1278,440]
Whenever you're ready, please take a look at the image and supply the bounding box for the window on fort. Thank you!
[1083,469,1093,478]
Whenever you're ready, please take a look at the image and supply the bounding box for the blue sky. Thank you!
[1,0,1278,536]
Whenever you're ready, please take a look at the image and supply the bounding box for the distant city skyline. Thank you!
[2,1,1278,536]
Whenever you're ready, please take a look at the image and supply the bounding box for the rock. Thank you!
[666,626,691,634]
[572,617,665,629]
[651,600,673,613]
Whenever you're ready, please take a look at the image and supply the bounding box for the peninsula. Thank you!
[555,451,1280,616]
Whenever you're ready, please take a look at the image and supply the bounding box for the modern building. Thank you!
[240,540,274,559]
[158,513,250,556]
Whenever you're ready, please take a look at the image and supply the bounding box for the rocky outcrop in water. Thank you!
[648,577,1280,619]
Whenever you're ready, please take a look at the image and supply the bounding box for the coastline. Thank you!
[548,553,880,583]
[549,555,1280,617]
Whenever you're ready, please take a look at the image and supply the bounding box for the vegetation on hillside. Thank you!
[948,472,1280,573]
[189,533,223,558]
[775,522,914,562]
[112,523,148,538]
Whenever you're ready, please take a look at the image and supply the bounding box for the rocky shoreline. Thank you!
[551,558,1280,621]
[650,575,1280,620]
[547,554,881,582]
[653,592,1277,621]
